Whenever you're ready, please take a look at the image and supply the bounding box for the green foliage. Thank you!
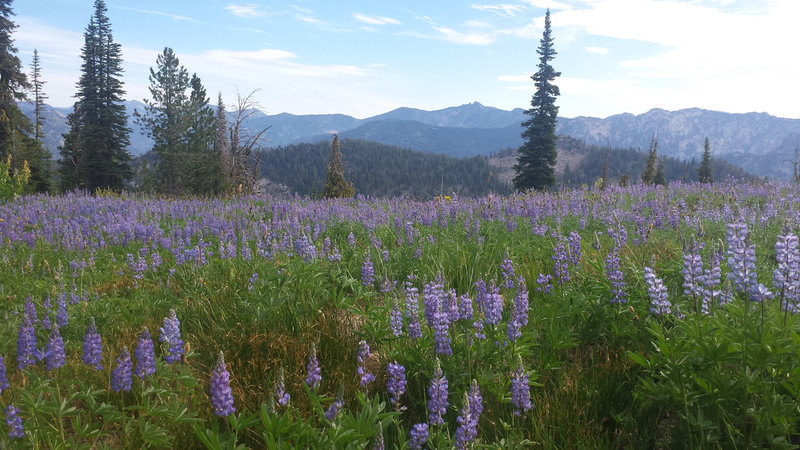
[59,0,132,192]
[513,9,560,192]
[697,137,714,183]
[259,138,510,198]
[641,134,659,185]
[321,134,354,199]
[0,153,28,200]
[135,48,221,195]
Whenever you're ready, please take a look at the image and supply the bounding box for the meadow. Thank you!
[1,181,800,448]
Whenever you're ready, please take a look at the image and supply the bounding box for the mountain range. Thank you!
[21,100,800,180]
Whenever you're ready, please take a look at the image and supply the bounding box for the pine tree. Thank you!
[513,9,560,192]
[0,1,50,192]
[641,134,659,185]
[30,48,46,142]
[322,134,354,198]
[135,47,190,193]
[654,159,666,186]
[697,137,713,183]
[60,0,131,192]
[183,74,219,194]
[214,92,230,189]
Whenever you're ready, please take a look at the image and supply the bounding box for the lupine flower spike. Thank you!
[305,343,321,389]
[82,317,103,370]
[0,356,9,394]
[357,340,375,387]
[5,405,24,439]
[324,386,346,421]
[275,366,290,407]
[386,362,407,408]
[111,347,133,392]
[134,327,156,379]
[510,355,533,416]
[159,309,184,364]
[209,351,236,417]
[427,358,449,425]
[408,423,429,449]
[45,324,66,371]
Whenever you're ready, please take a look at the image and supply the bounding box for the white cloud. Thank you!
[225,4,266,18]
[353,13,401,26]
[471,4,528,16]
[121,8,200,23]
[433,27,494,45]
[585,46,608,54]
[517,0,573,10]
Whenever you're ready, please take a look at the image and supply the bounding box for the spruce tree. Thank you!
[30,48,46,142]
[60,0,131,192]
[654,159,666,186]
[697,137,713,183]
[183,74,219,194]
[322,134,354,198]
[0,1,50,192]
[135,47,190,193]
[214,93,230,189]
[513,8,560,192]
[641,134,659,185]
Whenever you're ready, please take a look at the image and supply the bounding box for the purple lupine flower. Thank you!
[568,230,581,266]
[682,243,705,299]
[510,355,533,416]
[324,386,345,421]
[644,267,671,316]
[500,252,515,289]
[774,231,800,312]
[0,356,9,393]
[468,378,483,421]
[151,251,162,270]
[386,362,407,407]
[361,255,375,287]
[702,249,723,313]
[423,279,445,327]
[427,358,449,426]
[373,425,384,450]
[513,275,529,327]
[305,344,322,389]
[605,249,626,304]
[382,249,390,262]
[45,324,66,371]
[357,340,375,387]
[459,293,473,321]
[446,289,460,324]
[726,221,757,293]
[380,277,397,293]
[5,405,24,439]
[24,297,37,325]
[483,280,503,325]
[390,298,403,337]
[474,278,487,314]
[405,279,422,339]
[17,316,40,369]
[749,283,774,303]
[455,390,478,448]
[55,295,68,327]
[552,237,570,285]
[111,347,133,393]
[408,423,429,449]
[536,273,553,294]
[473,315,486,340]
[159,309,184,364]
[134,327,156,379]
[248,273,259,293]
[209,351,236,417]
[275,367,290,407]
[82,317,103,370]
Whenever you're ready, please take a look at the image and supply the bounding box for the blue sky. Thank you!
[12,0,800,119]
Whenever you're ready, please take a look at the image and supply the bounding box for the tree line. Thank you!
[257,139,511,199]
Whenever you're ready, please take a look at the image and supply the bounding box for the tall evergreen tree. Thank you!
[135,47,190,193]
[183,74,219,194]
[513,8,560,192]
[641,134,659,185]
[697,137,713,183]
[214,92,230,189]
[30,48,46,142]
[654,159,666,186]
[322,134,354,198]
[0,1,50,192]
[60,0,131,192]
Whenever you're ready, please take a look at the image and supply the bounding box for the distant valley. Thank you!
[22,101,800,180]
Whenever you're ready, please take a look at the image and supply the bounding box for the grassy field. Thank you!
[1,181,800,448]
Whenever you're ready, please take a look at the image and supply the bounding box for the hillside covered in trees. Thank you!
[257,139,511,198]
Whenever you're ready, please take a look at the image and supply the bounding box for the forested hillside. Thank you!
[257,139,511,198]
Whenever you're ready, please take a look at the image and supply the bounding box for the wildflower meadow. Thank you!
[2,181,800,448]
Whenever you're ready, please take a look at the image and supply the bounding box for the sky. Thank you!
[12,0,800,119]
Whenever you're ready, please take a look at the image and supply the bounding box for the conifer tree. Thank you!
[0,1,50,192]
[654,159,666,186]
[641,134,659,185]
[697,137,713,183]
[60,0,131,192]
[322,134,354,198]
[214,93,230,189]
[30,48,46,142]
[183,74,219,194]
[513,9,560,192]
